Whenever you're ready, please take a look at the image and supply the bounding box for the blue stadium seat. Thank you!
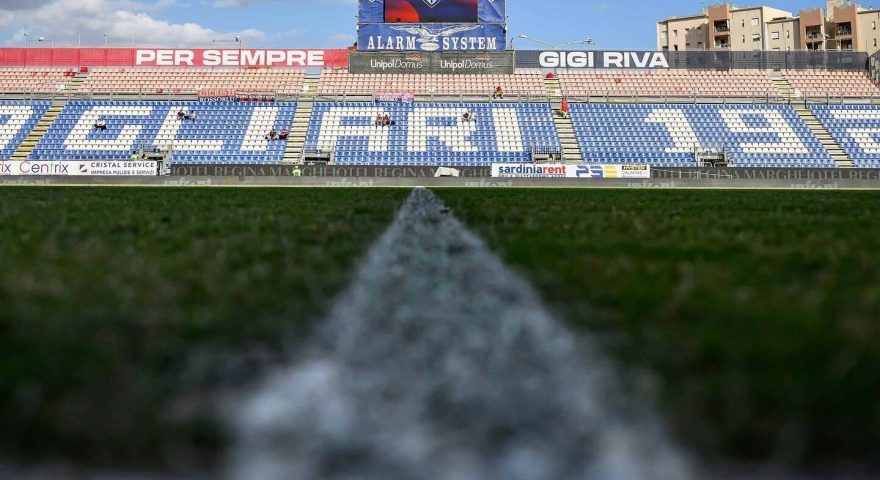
[812,105,880,168]
[304,102,560,167]
[570,103,834,168]
[29,100,297,165]
[0,101,51,159]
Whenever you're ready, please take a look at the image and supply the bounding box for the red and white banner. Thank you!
[0,48,350,68]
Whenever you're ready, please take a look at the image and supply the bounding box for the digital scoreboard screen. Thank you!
[384,0,479,23]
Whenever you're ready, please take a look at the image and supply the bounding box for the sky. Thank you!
[0,0,841,50]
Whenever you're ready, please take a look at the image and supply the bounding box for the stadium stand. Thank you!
[316,70,547,98]
[558,70,777,98]
[29,101,297,164]
[570,103,835,167]
[782,70,880,98]
[79,68,307,96]
[0,68,76,94]
[305,102,560,166]
[812,105,880,168]
[0,101,51,158]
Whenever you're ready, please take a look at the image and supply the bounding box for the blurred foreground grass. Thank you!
[441,189,880,467]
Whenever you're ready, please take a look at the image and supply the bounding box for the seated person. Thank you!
[463,112,470,122]
[382,114,390,127]
[375,114,383,128]
[265,129,278,141]
[94,117,107,131]
[493,85,504,99]
[177,108,186,120]
[560,98,570,119]
[279,129,289,140]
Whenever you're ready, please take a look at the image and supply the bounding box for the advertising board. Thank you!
[0,48,350,68]
[357,24,505,52]
[513,50,868,71]
[491,164,651,179]
[349,51,513,74]
[0,161,159,176]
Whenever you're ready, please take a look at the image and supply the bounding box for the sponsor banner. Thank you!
[0,48,349,68]
[198,88,237,99]
[573,164,651,179]
[349,50,513,74]
[171,164,493,177]
[491,164,651,179]
[0,161,158,176]
[357,23,506,52]
[515,50,868,70]
[359,0,505,24]
[374,91,416,102]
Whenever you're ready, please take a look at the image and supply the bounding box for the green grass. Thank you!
[2,187,879,472]
[0,187,409,470]
[439,189,880,467]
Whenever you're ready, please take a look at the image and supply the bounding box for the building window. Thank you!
[753,33,761,42]
[874,21,877,30]
[751,18,759,27]
[741,19,745,28]
[686,43,691,48]
[673,29,678,37]
[771,31,780,40]
[698,41,704,49]
[786,30,790,38]
[875,39,878,47]
[742,35,746,43]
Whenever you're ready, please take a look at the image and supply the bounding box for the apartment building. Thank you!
[659,1,880,54]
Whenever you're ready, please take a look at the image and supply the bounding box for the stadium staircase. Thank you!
[771,75,799,102]
[284,101,313,164]
[282,76,319,164]
[795,107,852,168]
[545,75,583,162]
[10,101,63,160]
[65,72,88,93]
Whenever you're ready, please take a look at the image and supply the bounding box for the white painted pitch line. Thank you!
[230,187,694,480]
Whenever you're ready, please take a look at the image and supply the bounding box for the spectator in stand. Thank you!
[177,108,186,120]
[560,98,569,119]
[383,114,391,127]
[493,86,504,99]
[463,111,471,123]
[130,151,139,161]
[94,117,107,131]
[375,113,383,128]
[279,129,289,140]
[265,129,278,141]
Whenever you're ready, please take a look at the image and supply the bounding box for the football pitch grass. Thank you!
[1,187,878,474]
